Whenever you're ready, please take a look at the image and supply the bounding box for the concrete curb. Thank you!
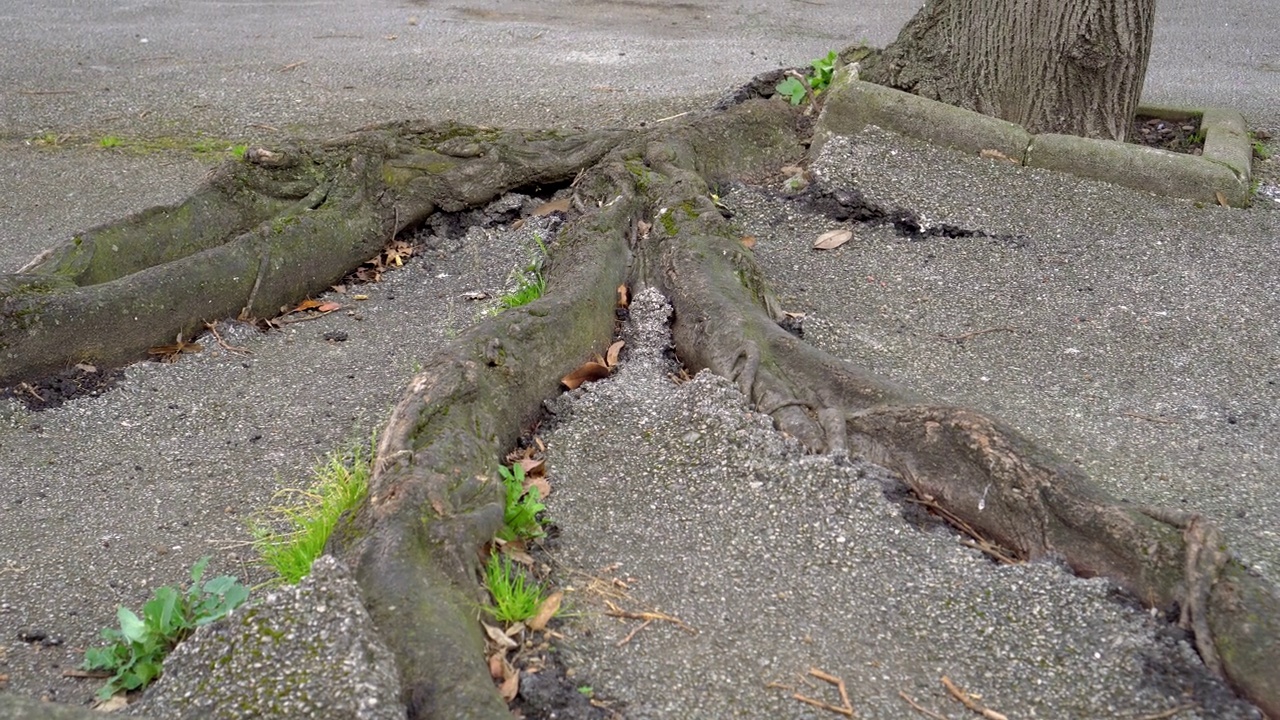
[814,71,1255,207]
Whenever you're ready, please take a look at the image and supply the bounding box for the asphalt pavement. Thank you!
[0,0,1277,717]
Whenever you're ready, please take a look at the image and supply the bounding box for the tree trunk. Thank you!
[862,0,1156,141]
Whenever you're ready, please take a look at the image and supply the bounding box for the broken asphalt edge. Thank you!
[813,69,1254,207]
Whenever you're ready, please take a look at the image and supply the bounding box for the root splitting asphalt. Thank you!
[1,0,1278,717]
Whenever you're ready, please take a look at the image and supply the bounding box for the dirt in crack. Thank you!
[776,182,1028,246]
[1,364,124,411]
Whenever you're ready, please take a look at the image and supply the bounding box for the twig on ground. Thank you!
[907,494,1022,564]
[941,676,1007,720]
[1129,704,1198,720]
[204,321,252,355]
[603,600,696,635]
[937,326,1019,343]
[791,668,855,717]
[653,111,693,124]
[615,618,652,647]
[1121,411,1178,425]
[898,690,947,720]
[279,61,307,72]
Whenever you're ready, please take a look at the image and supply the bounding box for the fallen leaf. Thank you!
[528,591,564,631]
[561,362,611,390]
[740,235,757,249]
[483,622,518,648]
[353,294,369,301]
[95,694,129,712]
[502,545,535,567]
[384,34,398,41]
[526,475,551,500]
[979,148,1018,164]
[488,652,506,679]
[317,301,342,312]
[605,340,625,368]
[291,298,324,313]
[813,229,853,250]
[505,622,526,637]
[462,291,490,301]
[532,197,571,216]
[1215,191,1229,207]
[617,284,630,307]
[73,363,97,373]
[636,220,651,241]
[517,456,545,476]
[498,667,520,702]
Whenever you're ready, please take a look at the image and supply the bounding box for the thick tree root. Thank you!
[325,101,807,718]
[0,122,625,384]
[637,142,1280,716]
[5,97,1276,718]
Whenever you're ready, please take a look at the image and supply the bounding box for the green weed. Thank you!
[99,136,122,149]
[498,235,550,310]
[250,438,373,583]
[82,557,249,699]
[484,552,546,624]
[775,50,838,106]
[1252,140,1271,161]
[497,462,546,542]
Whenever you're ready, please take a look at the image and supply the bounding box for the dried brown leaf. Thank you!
[528,591,563,631]
[605,340,625,368]
[483,622,518,649]
[518,456,545,476]
[499,668,520,702]
[813,228,852,250]
[488,652,506,679]
[291,298,324,313]
[317,301,342,312]
[503,545,536,567]
[526,476,551,501]
[1215,191,1229,207]
[979,148,1018,164]
[617,284,630,307]
[740,235,757,249]
[561,362,611,390]
[532,197,571,216]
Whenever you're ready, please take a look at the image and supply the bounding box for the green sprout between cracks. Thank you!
[498,234,550,310]
[250,436,374,584]
[775,50,839,106]
[81,557,249,699]
[497,462,546,542]
[484,551,547,624]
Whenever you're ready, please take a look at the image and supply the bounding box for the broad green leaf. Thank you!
[144,586,181,635]
[189,555,211,586]
[117,607,147,645]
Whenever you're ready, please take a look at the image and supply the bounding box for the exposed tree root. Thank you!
[3,97,1276,719]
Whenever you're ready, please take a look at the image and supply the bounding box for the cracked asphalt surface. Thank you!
[1,0,1277,717]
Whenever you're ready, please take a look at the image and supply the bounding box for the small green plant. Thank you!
[498,235,550,310]
[1252,140,1271,161]
[484,552,546,623]
[231,143,249,158]
[497,462,546,541]
[250,438,373,583]
[577,686,594,697]
[775,50,839,106]
[99,135,122,149]
[82,557,249,699]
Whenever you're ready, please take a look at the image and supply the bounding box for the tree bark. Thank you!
[2,93,1277,718]
[862,0,1156,140]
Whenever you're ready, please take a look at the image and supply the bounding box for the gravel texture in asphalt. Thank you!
[1,0,1277,716]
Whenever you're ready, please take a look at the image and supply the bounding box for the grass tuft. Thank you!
[485,552,546,624]
[250,437,373,583]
